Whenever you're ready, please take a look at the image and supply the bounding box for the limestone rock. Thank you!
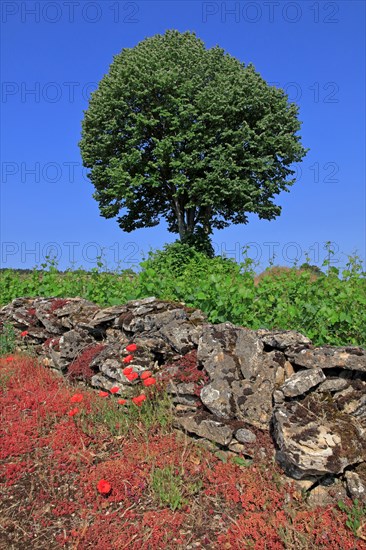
[280,368,325,397]
[306,479,348,508]
[59,329,94,361]
[257,329,312,350]
[286,346,366,372]
[273,394,366,479]
[234,428,257,444]
[1,294,366,497]
[317,378,349,393]
[232,352,281,429]
[345,471,366,502]
[200,379,233,420]
[174,414,234,446]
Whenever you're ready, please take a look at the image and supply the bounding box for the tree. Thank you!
[80,30,308,251]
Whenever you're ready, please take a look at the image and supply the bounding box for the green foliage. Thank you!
[151,466,187,511]
[83,389,173,437]
[0,371,13,391]
[232,456,252,467]
[1,251,365,347]
[0,322,16,356]
[80,29,307,250]
[141,241,205,277]
[299,262,324,277]
[338,498,366,537]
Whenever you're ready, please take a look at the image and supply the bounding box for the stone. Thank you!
[273,390,285,404]
[306,480,348,508]
[275,366,285,386]
[2,294,366,498]
[284,360,295,379]
[286,346,366,372]
[200,380,233,420]
[345,471,366,502]
[332,381,366,427]
[35,310,64,334]
[280,368,325,397]
[317,378,349,393]
[228,441,248,454]
[257,329,312,350]
[273,394,366,479]
[234,428,257,444]
[59,329,94,361]
[231,352,281,429]
[174,414,234,446]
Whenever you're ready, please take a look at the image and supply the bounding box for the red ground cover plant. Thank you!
[0,354,365,550]
[49,299,70,312]
[26,308,38,326]
[162,350,209,392]
[43,337,61,351]
[67,344,105,381]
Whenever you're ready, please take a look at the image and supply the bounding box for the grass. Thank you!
[1,354,366,549]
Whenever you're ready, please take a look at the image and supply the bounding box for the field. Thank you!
[1,249,366,548]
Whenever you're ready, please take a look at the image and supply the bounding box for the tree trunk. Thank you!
[173,196,186,240]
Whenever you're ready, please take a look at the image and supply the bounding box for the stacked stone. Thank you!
[1,296,365,504]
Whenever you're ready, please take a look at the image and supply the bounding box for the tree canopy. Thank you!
[80,30,308,251]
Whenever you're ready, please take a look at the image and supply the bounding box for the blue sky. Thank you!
[1,0,365,272]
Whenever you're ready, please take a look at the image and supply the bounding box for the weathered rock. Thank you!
[344,466,366,503]
[1,294,366,499]
[232,352,282,429]
[280,368,326,397]
[228,441,248,454]
[234,428,257,444]
[166,381,199,407]
[59,329,94,361]
[317,378,349,393]
[273,394,366,479]
[87,306,128,327]
[197,323,240,380]
[174,414,234,446]
[273,390,285,404]
[35,310,64,334]
[198,325,283,428]
[284,360,295,379]
[332,380,366,427]
[306,478,348,508]
[200,379,233,420]
[257,329,312,350]
[286,346,366,372]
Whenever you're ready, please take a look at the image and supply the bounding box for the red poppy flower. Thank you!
[70,393,83,403]
[117,398,127,405]
[123,354,134,364]
[143,377,156,387]
[110,386,119,394]
[126,343,137,352]
[97,479,111,495]
[126,372,139,382]
[68,408,79,417]
[140,370,152,380]
[20,330,28,337]
[122,366,133,375]
[5,356,14,363]
[99,391,109,398]
[132,394,146,406]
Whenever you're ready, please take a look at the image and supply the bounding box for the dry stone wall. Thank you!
[1,296,365,504]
